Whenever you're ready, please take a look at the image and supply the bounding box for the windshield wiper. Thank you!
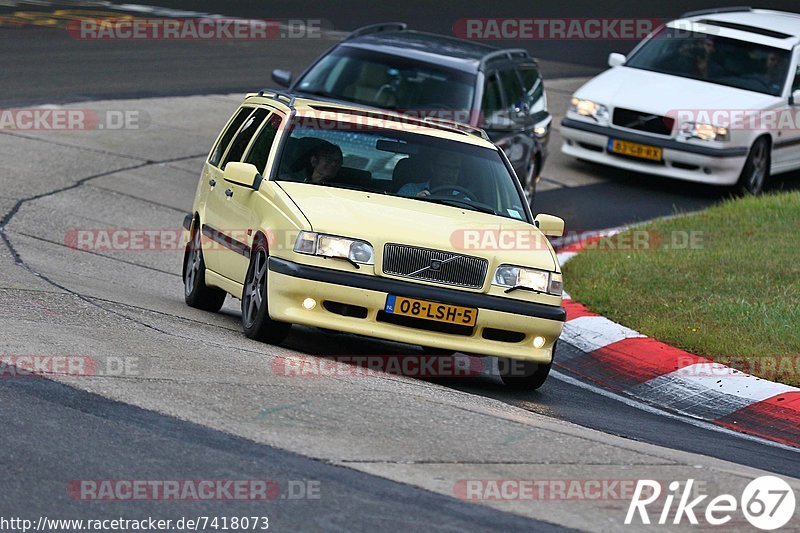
[416,197,499,215]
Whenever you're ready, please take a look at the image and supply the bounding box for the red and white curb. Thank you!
[555,234,800,449]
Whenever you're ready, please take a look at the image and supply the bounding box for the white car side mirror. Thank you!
[791,89,800,106]
[608,53,626,68]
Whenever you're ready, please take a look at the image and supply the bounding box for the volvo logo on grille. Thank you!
[625,114,659,129]
[430,259,442,271]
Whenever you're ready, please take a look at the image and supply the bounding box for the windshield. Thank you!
[273,118,527,221]
[294,46,476,114]
[625,26,791,96]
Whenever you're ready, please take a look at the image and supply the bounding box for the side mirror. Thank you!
[791,89,800,106]
[608,53,626,68]
[535,214,565,237]
[271,69,292,87]
[223,162,262,189]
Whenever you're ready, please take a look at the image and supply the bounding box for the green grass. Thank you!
[563,191,800,386]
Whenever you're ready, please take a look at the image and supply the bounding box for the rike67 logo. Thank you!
[626,476,796,530]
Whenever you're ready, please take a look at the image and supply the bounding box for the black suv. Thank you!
[272,23,551,205]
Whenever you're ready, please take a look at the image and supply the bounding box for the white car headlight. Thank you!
[294,231,374,265]
[569,98,609,123]
[493,265,562,296]
[680,122,729,142]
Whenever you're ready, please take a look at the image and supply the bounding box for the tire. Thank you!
[523,157,539,209]
[241,238,291,344]
[183,220,226,312]
[736,137,770,195]
[498,341,555,390]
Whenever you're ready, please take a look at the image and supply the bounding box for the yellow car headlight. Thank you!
[293,231,375,266]
[493,265,562,296]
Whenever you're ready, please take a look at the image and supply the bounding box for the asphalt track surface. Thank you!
[2,1,800,531]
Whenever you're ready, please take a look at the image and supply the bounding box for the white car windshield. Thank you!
[625,27,791,96]
[274,116,528,221]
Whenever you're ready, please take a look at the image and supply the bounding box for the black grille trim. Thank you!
[613,108,675,136]
[383,244,488,289]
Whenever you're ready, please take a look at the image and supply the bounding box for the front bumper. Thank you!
[560,118,749,186]
[267,257,565,362]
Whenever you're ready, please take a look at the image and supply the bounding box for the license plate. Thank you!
[608,139,663,161]
[384,295,477,326]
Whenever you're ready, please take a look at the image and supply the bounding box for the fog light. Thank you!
[302,298,316,310]
[533,336,546,349]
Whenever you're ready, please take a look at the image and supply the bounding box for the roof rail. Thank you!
[681,6,751,18]
[479,48,531,70]
[422,117,490,141]
[345,22,407,41]
[255,89,296,108]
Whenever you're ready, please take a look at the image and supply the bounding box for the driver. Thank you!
[398,151,467,198]
[285,141,343,184]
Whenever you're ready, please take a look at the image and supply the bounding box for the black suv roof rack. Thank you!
[479,48,531,70]
[345,22,407,41]
[422,117,490,141]
[255,89,296,108]
[681,6,751,18]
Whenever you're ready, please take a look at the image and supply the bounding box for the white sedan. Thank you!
[561,8,800,194]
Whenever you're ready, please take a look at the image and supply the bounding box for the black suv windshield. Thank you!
[274,116,527,221]
[294,46,477,115]
[626,26,791,96]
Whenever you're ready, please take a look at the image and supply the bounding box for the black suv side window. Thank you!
[209,107,253,167]
[518,67,546,117]
[221,108,270,169]
[793,63,800,91]
[481,72,503,124]
[244,114,283,174]
[498,69,525,112]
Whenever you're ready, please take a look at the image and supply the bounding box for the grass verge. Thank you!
[562,191,800,386]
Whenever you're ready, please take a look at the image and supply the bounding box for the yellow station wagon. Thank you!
[183,91,566,389]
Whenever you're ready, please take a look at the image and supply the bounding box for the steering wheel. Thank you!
[428,184,474,198]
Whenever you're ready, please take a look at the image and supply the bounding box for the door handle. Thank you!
[208,179,216,187]
[225,189,233,197]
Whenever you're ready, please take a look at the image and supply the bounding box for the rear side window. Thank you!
[498,69,525,108]
[245,114,283,173]
[793,64,800,90]
[209,107,253,167]
[221,108,270,169]
[481,73,503,115]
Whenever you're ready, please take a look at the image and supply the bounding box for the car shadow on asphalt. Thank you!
[536,161,800,232]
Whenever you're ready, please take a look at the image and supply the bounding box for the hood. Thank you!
[576,66,779,117]
[278,182,557,273]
